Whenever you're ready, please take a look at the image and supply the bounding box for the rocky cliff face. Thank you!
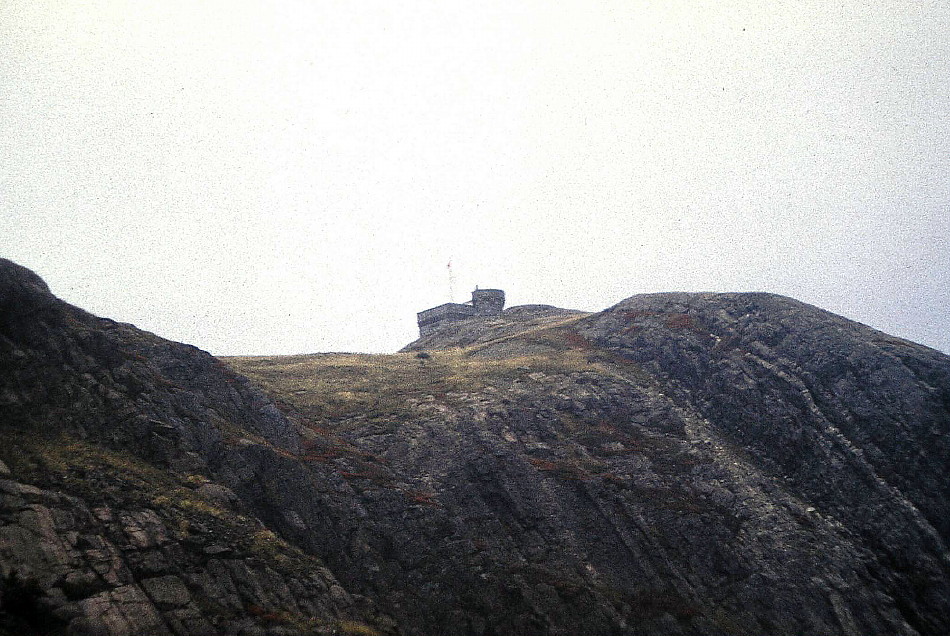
[0,259,391,636]
[2,258,949,636]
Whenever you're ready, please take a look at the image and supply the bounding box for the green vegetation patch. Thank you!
[8,432,174,506]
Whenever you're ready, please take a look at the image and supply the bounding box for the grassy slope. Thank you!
[224,313,642,430]
[222,315,677,515]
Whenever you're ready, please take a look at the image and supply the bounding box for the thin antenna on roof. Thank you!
[447,259,455,303]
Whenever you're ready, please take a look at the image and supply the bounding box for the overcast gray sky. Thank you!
[2,1,948,355]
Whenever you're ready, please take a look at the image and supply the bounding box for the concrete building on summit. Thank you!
[417,288,505,336]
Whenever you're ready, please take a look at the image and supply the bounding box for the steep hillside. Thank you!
[234,298,950,636]
[2,257,949,636]
[0,259,393,636]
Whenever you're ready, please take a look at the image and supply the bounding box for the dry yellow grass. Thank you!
[225,350,474,423]
[221,313,658,442]
[224,324,615,429]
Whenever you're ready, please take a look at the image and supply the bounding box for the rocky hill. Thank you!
[1,257,949,635]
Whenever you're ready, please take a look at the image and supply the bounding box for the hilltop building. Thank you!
[417,288,505,336]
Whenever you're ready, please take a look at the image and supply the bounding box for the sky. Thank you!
[2,0,948,355]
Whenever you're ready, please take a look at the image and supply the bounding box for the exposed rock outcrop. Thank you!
[2,258,949,635]
[0,259,391,635]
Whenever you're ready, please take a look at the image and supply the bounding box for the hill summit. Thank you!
[1,257,949,636]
